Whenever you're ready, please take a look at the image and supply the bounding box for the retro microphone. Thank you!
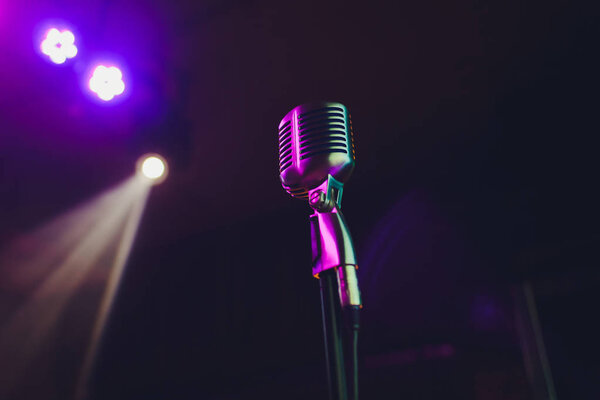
[278,102,361,400]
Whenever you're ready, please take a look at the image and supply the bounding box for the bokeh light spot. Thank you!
[88,65,125,101]
[40,28,78,64]
[142,157,165,179]
[137,154,168,184]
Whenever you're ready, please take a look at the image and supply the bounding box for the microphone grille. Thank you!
[297,105,351,159]
[278,119,294,174]
[278,102,355,199]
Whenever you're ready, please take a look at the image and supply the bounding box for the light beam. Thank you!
[0,176,151,399]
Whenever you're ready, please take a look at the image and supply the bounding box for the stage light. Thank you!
[141,157,165,179]
[137,154,168,184]
[88,65,125,101]
[40,28,77,64]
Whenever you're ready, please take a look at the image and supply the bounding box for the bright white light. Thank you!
[137,154,168,184]
[88,65,125,101]
[141,157,165,179]
[40,28,78,64]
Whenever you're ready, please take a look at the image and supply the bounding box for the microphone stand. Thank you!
[319,269,349,400]
[308,175,361,400]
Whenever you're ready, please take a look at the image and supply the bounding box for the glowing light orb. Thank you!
[141,157,165,179]
[137,154,168,184]
[40,28,78,64]
[88,65,125,101]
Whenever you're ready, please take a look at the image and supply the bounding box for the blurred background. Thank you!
[0,0,598,399]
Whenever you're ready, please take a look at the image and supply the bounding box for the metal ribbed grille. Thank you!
[298,106,348,160]
[284,184,308,199]
[348,114,356,159]
[278,120,293,173]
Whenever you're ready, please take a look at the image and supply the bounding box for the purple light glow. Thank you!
[88,65,125,101]
[40,28,77,64]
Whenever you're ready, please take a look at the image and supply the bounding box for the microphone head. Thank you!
[278,102,355,199]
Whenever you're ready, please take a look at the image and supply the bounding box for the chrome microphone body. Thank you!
[278,102,363,400]
[278,102,361,309]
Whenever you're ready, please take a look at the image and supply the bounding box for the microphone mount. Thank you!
[308,175,362,309]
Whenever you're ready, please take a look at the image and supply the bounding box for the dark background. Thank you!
[1,0,599,398]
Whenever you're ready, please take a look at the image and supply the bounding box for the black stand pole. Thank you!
[320,269,349,400]
[309,176,361,400]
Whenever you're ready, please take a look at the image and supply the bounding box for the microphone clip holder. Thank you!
[308,175,361,309]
